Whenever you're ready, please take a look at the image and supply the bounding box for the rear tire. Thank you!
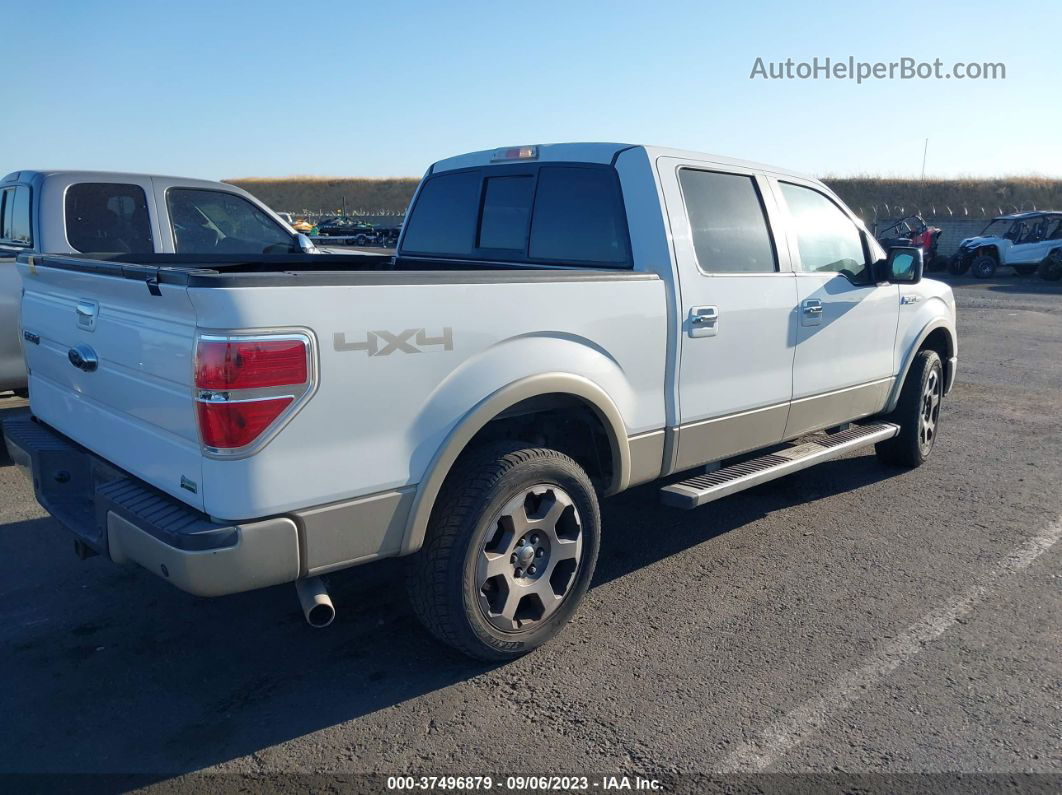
[947,255,970,276]
[970,254,997,279]
[876,349,943,469]
[1040,251,1062,281]
[407,443,600,661]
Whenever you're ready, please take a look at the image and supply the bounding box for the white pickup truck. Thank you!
[3,143,957,660]
[0,170,328,393]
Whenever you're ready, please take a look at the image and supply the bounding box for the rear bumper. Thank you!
[2,414,300,597]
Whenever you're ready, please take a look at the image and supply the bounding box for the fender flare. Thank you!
[399,373,631,556]
[885,317,956,413]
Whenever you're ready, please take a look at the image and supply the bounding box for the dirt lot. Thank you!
[1,275,1060,790]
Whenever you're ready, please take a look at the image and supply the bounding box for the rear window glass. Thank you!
[66,183,153,254]
[401,164,631,267]
[401,171,481,256]
[529,168,630,264]
[478,175,533,250]
[0,186,32,246]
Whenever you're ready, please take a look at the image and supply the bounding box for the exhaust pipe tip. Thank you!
[295,576,335,628]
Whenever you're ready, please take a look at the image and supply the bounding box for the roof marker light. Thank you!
[491,146,539,162]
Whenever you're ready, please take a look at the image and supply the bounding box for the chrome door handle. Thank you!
[802,299,823,315]
[691,311,718,324]
[689,306,719,337]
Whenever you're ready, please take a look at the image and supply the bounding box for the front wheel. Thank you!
[970,254,997,279]
[407,443,600,661]
[876,349,943,468]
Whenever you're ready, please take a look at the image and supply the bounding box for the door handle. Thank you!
[802,299,823,315]
[689,306,719,337]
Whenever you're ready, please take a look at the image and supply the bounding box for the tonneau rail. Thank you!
[17,252,661,288]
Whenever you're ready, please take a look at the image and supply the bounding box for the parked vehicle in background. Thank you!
[876,214,945,272]
[373,223,401,248]
[948,211,1062,278]
[315,216,375,242]
[291,218,314,234]
[3,143,957,660]
[0,170,323,392]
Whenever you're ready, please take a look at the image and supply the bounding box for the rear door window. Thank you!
[678,169,777,274]
[66,183,153,254]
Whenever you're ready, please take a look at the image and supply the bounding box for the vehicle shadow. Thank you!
[0,396,29,465]
[0,451,901,778]
[593,453,903,587]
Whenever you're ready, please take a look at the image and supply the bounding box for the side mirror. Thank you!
[876,246,923,284]
[295,233,318,254]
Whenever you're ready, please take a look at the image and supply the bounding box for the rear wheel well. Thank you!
[458,394,615,492]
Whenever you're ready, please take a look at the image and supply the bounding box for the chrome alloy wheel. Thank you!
[475,485,583,632]
[919,367,942,454]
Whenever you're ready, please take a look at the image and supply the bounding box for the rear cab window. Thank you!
[400,163,632,267]
[66,183,153,254]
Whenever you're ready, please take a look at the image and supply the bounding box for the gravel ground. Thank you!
[0,275,1059,791]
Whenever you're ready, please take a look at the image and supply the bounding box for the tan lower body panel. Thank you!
[626,429,666,487]
[295,487,415,576]
[672,403,789,473]
[784,378,892,439]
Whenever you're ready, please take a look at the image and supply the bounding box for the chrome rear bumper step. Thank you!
[659,422,900,510]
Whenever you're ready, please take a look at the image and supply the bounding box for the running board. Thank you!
[659,422,900,510]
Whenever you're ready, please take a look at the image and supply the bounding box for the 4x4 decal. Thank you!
[333,327,453,356]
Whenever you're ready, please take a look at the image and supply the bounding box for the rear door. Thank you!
[772,179,899,437]
[19,261,204,510]
[657,157,798,471]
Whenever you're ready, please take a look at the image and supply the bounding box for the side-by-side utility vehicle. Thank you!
[3,144,957,660]
[948,211,1062,278]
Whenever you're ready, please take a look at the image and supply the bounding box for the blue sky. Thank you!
[5,0,1059,180]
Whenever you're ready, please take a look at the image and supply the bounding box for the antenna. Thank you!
[921,138,929,182]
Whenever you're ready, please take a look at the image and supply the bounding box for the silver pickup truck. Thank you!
[4,143,957,661]
[0,170,323,393]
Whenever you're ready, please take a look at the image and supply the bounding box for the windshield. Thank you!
[978,219,1011,238]
[168,188,294,254]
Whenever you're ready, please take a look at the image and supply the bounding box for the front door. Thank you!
[658,158,798,472]
[773,179,899,437]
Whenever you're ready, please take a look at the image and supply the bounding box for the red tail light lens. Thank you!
[194,333,314,453]
[195,339,308,390]
[197,397,294,449]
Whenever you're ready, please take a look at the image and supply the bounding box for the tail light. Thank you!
[194,333,314,454]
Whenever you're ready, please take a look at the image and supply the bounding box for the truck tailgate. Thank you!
[18,261,204,511]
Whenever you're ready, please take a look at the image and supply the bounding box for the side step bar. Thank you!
[660,422,900,510]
